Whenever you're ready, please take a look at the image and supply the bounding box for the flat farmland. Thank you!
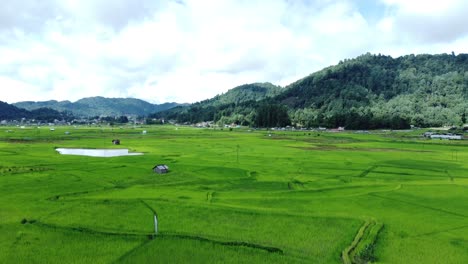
[0,126,467,263]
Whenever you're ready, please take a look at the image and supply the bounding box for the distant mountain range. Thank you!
[0,101,71,122]
[13,97,184,117]
[5,53,468,129]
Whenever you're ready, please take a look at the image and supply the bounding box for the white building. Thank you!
[430,134,462,140]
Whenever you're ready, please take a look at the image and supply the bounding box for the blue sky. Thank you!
[356,0,386,22]
[1,0,468,104]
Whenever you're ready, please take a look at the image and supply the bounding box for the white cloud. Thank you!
[381,0,459,14]
[378,0,468,44]
[0,76,44,102]
[0,0,468,104]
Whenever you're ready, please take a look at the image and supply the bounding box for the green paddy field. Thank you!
[0,125,467,263]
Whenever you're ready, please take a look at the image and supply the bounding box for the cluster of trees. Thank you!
[99,116,129,125]
[255,104,290,127]
[291,108,410,129]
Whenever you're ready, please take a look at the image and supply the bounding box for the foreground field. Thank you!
[1,125,467,263]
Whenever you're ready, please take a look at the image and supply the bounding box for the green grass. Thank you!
[0,125,467,263]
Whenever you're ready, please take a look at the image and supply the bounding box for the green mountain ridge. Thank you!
[150,82,283,124]
[14,96,183,117]
[155,53,468,128]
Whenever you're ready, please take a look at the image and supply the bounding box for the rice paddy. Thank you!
[0,125,467,263]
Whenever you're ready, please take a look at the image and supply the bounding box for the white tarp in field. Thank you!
[55,148,143,157]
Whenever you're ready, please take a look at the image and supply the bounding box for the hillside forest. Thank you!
[154,53,468,129]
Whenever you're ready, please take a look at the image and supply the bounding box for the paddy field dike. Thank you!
[0,125,467,263]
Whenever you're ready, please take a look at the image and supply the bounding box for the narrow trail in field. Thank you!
[33,221,149,237]
[341,220,383,264]
[45,186,119,201]
[139,199,157,214]
[369,193,468,218]
[342,221,370,264]
[139,199,283,254]
[163,233,283,253]
[411,224,468,238]
[32,220,284,254]
[367,184,401,195]
[357,165,378,177]
[112,239,154,264]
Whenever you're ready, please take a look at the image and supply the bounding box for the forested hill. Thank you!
[14,97,182,117]
[201,82,282,107]
[0,101,28,120]
[0,101,72,122]
[279,53,468,128]
[151,83,282,124]
[155,53,468,129]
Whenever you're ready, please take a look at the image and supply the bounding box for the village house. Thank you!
[153,164,169,174]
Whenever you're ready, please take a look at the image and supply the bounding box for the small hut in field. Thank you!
[153,164,169,174]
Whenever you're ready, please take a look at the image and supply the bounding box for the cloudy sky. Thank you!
[1,0,468,104]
